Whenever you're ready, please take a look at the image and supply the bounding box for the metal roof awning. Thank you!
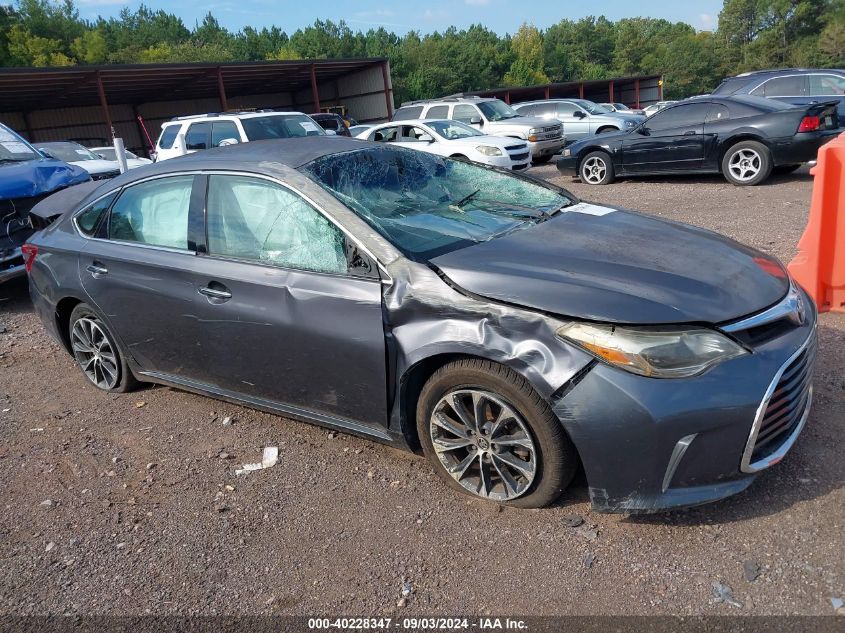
[0,58,388,112]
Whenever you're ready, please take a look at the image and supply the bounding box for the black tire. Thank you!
[579,150,615,185]
[69,303,139,393]
[773,163,802,175]
[449,154,469,161]
[531,155,553,165]
[721,140,773,186]
[416,359,578,508]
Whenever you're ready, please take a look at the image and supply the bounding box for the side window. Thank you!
[206,175,347,274]
[810,74,845,96]
[514,104,536,115]
[647,104,711,131]
[755,75,807,97]
[75,193,117,236]
[185,122,211,150]
[108,176,194,250]
[705,104,730,123]
[427,105,449,118]
[453,104,480,123]
[402,126,430,141]
[392,106,423,121]
[211,121,240,147]
[533,103,556,117]
[559,103,583,117]
[157,125,179,150]
[372,126,399,142]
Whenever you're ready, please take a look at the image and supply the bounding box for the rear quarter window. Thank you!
[157,125,179,150]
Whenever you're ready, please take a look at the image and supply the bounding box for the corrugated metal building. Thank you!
[0,58,394,156]
[461,74,664,108]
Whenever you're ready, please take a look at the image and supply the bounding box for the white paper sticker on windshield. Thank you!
[0,141,30,153]
[300,121,320,133]
[75,149,90,155]
[566,202,615,216]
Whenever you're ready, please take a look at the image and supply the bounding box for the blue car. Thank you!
[1,123,90,283]
[712,68,845,125]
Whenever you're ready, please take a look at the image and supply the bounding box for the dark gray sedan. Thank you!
[24,137,816,512]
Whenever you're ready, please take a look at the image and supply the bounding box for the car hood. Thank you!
[70,159,120,174]
[430,202,790,324]
[0,159,90,200]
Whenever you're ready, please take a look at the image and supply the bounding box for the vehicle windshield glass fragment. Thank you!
[478,100,519,121]
[303,147,569,259]
[241,115,325,140]
[427,120,484,139]
[0,126,40,162]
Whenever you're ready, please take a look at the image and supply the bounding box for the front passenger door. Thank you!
[191,174,388,428]
[621,103,711,172]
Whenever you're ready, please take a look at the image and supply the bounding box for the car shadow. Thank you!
[625,320,845,526]
[604,167,815,187]
[0,277,32,316]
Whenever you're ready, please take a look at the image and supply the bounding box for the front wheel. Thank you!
[69,303,139,392]
[417,359,578,508]
[722,141,772,186]
[579,151,615,185]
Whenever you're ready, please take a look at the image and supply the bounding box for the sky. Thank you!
[72,0,726,35]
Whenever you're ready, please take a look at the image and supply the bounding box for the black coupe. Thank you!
[556,95,838,186]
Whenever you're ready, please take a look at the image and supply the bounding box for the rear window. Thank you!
[393,106,423,121]
[158,125,180,150]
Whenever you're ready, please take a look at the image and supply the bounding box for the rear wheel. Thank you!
[69,303,139,393]
[579,150,615,185]
[722,141,772,186]
[417,359,578,508]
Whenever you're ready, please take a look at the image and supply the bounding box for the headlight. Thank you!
[475,145,503,156]
[529,128,541,134]
[556,323,747,378]
[563,148,571,157]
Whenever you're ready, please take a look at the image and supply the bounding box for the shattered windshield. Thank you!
[303,146,571,260]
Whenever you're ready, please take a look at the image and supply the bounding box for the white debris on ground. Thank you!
[235,446,279,476]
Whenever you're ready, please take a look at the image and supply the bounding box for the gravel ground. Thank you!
[1,165,843,617]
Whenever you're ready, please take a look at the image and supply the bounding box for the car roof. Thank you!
[165,111,308,124]
[38,141,83,147]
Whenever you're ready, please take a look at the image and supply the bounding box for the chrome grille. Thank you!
[741,332,816,472]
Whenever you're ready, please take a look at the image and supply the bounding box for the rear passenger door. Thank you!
[79,174,215,382]
[189,173,388,428]
[185,122,211,153]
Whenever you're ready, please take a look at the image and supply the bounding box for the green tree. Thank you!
[504,23,548,86]
[71,28,107,64]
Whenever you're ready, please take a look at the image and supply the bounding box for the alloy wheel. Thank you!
[582,156,607,184]
[71,317,119,389]
[728,148,762,182]
[430,389,537,501]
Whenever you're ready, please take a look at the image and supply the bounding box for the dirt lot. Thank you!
[1,166,843,618]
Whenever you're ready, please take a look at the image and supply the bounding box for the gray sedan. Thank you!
[24,137,816,512]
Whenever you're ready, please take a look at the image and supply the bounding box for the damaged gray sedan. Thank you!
[25,137,816,512]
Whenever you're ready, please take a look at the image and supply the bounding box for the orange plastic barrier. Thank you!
[787,133,845,314]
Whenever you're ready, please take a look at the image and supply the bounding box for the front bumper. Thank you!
[556,153,578,176]
[483,155,530,171]
[0,247,25,283]
[528,137,565,159]
[552,292,817,513]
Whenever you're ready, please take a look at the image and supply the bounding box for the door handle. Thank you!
[198,285,232,300]
[683,130,697,136]
[86,262,108,276]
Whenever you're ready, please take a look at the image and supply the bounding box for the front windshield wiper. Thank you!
[0,157,31,164]
[448,189,481,212]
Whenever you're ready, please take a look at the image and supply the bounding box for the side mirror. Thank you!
[637,126,650,136]
[573,111,586,119]
[418,133,434,143]
[469,116,482,125]
[216,137,239,147]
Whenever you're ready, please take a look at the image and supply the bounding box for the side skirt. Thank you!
[138,370,407,448]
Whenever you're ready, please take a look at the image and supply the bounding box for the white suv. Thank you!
[391,97,564,164]
[154,111,326,161]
